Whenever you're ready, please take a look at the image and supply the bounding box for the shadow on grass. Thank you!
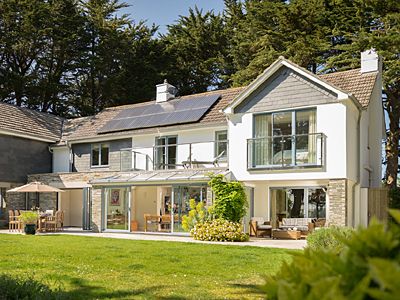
[0,274,164,299]
[228,282,264,298]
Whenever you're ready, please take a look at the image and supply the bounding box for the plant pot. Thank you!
[24,224,36,235]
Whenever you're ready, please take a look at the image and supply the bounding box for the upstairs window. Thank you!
[91,143,109,167]
[215,130,228,159]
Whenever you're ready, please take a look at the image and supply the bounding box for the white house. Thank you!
[6,50,383,233]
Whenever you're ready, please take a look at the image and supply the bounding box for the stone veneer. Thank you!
[328,179,347,226]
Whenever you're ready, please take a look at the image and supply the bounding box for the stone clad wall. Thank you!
[328,179,347,226]
[92,188,102,232]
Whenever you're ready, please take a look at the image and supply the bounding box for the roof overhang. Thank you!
[90,169,230,186]
[223,57,352,115]
[0,128,58,143]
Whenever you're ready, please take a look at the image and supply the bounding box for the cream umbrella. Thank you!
[7,181,64,210]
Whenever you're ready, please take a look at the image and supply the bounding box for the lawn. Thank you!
[0,234,295,299]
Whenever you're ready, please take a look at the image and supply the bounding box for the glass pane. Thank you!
[287,189,305,218]
[253,115,272,166]
[101,144,109,165]
[216,131,228,158]
[106,188,129,230]
[296,110,316,165]
[91,145,99,166]
[273,112,292,165]
[308,188,326,218]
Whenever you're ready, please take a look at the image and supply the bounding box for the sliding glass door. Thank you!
[252,108,317,167]
[270,187,326,227]
[104,187,130,231]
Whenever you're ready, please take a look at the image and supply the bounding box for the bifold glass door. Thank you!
[172,185,208,232]
[104,187,130,231]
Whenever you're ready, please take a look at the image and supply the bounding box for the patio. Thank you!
[0,227,306,249]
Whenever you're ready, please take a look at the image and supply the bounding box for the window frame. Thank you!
[214,130,228,160]
[91,143,110,168]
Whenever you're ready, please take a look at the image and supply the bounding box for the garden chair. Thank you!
[44,214,57,232]
[249,217,272,237]
[55,211,64,231]
[144,214,160,232]
[8,210,19,232]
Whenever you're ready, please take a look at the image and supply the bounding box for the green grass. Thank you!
[0,234,295,299]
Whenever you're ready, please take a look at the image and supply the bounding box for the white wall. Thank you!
[228,103,348,181]
[52,147,70,173]
[131,125,227,170]
[59,189,83,227]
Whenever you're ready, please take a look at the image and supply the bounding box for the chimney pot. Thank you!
[156,80,177,103]
[361,49,381,73]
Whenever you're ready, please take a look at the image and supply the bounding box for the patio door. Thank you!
[104,187,130,231]
[155,136,177,170]
[171,185,207,232]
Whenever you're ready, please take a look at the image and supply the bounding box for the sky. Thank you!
[121,0,225,34]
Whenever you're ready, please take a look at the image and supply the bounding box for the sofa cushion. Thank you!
[258,224,272,230]
[282,218,314,226]
[280,225,308,231]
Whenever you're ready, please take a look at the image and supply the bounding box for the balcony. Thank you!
[247,133,325,170]
[120,140,228,171]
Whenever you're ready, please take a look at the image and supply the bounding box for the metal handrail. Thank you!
[247,133,325,141]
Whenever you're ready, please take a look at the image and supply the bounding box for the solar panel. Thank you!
[98,94,221,133]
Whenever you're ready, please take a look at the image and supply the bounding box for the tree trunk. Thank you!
[385,91,400,189]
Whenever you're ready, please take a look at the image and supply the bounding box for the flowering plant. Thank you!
[182,199,214,231]
[191,219,249,242]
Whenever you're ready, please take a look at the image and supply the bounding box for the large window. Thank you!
[91,143,109,167]
[215,130,227,160]
[250,108,320,168]
[154,136,177,169]
[270,187,326,226]
[104,187,130,231]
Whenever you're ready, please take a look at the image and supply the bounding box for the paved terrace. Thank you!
[0,228,306,250]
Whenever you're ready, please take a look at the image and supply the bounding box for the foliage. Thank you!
[191,219,249,242]
[263,210,400,299]
[19,211,38,224]
[208,174,247,222]
[0,235,292,299]
[181,199,214,232]
[389,187,400,209]
[0,274,61,300]
[306,226,354,253]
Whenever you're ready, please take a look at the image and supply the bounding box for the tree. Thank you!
[162,7,228,95]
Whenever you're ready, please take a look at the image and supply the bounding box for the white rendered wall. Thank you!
[52,147,70,173]
[228,103,348,181]
[131,126,227,170]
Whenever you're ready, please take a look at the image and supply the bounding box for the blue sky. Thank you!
[121,0,225,34]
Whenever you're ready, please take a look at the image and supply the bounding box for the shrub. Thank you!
[263,210,400,299]
[0,274,61,299]
[389,187,400,209]
[191,219,249,242]
[19,211,39,224]
[182,199,214,231]
[307,226,354,252]
[208,174,247,222]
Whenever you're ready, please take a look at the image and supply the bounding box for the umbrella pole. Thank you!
[36,191,39,209]
[25,193,28,210]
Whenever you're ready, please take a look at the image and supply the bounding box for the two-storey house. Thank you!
[7,50,383,233]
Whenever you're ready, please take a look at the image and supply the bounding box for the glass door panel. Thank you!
[172,185,207,232]
[155,136,177,169]
[272,112,292,165]
[105,188,129,230]
[295,110,316,165]
[308,188,326,218]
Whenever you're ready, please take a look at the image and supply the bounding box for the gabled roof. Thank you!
[0,102,64,142]
[59,87,244,143]
[320,69,378,108]
[224,57,378,113]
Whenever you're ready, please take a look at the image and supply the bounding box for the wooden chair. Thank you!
[159,215,171,232]
[44,214,56,232]
[8,210,19,232]
[55,211,64,231]
[249,217,272,237]
[144,214,160,232]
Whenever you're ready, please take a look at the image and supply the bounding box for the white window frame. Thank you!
[215,130,228,160]
[91,143,110,167]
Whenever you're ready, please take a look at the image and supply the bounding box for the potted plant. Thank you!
[19,211,39,235]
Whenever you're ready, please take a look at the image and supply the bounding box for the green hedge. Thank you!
[263,210,400,299]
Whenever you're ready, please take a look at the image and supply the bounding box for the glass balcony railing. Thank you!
[120,140,228,171]
[247,133,325,170]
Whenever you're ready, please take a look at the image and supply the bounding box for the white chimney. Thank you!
[361,49,381,73]
[156,79,177,103]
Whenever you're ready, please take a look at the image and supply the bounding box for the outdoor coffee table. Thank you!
[272,229,301,240]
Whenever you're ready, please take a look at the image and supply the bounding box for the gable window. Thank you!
[215,130,228,160]
[91,143,109,167]
[249,108,323,168]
